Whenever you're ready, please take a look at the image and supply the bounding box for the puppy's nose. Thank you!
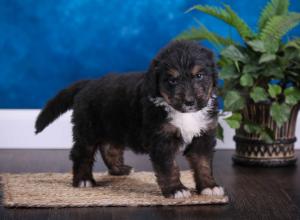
[184,99,195,106]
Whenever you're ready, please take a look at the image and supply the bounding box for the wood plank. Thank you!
[0,149,299,220]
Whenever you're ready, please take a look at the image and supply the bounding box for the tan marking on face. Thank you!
[207,84,213,98]
[191,65,203,76]
[160,91,171,104]
[167,68,180,77]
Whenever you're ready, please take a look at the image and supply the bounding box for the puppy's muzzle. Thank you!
[182,97,197,112]
[184,100,195,107]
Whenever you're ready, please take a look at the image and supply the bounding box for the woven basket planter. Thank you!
[232,102,299,167]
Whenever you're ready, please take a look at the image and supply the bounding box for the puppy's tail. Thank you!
[35,80,90,134]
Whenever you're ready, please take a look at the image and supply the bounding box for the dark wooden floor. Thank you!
[0,149,299,220]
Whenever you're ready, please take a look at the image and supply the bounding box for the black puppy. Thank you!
[35,40,224,198]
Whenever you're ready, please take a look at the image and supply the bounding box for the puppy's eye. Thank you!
[168,78,178,85]
[194,73,204,80]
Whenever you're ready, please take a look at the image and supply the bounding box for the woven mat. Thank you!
[1,171,228,207]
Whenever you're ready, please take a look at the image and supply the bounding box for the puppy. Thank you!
[35,40,224,198]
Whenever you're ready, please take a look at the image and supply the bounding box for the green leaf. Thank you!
[246,40,266,52]
[270,102,291,127]
[176,25,235,49]
[259,53,276,63]
[260,13,300,53]
[261,65,284,78]
[283,38,300,60]
[284,37,300,50]
[216,123,224,141]
[224,91,245,111]
[188,4,253,40]
[223,4,254,39]
[243,123,274,143]
[284,87,300,105]
[258,0,289,31]
[268,84,282,98]
[225,113,242,129]
[244,122,262,134]
[283,47,300,60]
[250,87,269,102]
[234,61,241,73]
[240,74,253,87]
[260,128,274,143]
[219,65,239,79]
[264,41,280,53]
[221,45,247,63]
[243,64,262,74]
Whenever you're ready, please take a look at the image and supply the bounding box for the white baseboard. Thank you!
[0,109,72,149]
[0,109,299,149]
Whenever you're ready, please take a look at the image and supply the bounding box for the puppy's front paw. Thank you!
[163,186,192,199]
[173,189,192,199]
[201,186,225,196]
[78,180,94,188]
[73,178,96,188]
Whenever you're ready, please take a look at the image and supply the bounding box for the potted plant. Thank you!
[178,0,300,166]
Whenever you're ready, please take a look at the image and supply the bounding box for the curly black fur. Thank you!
[35,40,221,198]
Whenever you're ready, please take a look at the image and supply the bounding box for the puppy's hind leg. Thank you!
[70,142,97,187]
[99,145,133,176]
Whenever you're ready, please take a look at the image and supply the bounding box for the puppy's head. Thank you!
[146,40,217,113]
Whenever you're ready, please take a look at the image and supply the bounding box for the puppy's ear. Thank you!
[145,59,160,97]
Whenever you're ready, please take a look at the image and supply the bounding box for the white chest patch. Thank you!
[168,108,211,144]
[150,97,216,146]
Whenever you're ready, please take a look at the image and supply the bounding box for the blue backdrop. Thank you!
[0,0,299,108]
